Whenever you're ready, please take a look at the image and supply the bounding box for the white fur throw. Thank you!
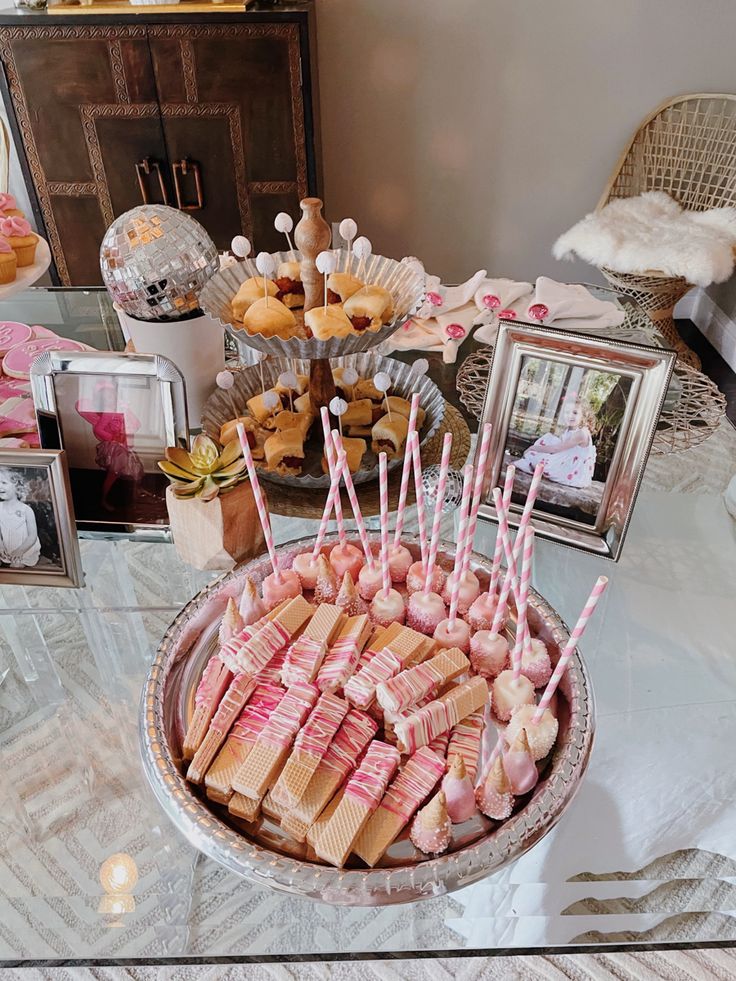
[553,191,736,287]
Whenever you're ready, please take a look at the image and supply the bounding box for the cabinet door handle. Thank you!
[172,158,204,210]
[136,158,169,205]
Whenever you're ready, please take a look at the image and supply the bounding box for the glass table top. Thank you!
[0,288,735,962]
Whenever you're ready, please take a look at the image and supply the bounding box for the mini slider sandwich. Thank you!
[326,271,364,303]
[371,413,409,459]
[264,427,305,476]
[274,260,305,309]
[343,286,393,333]
[304,305,354,341]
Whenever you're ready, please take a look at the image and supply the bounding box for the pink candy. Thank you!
[358,563,383,601]
[433,617,471,653]
[469,631,509,678]
[388,543,413,583]
[467,592,498,632]
[406,560,446,595]
[370,587,406,628]
[292,552,321,589]
[329,541,365,582]
[261,569,302,609]
[441,569,480,614]
[406,591,446,636]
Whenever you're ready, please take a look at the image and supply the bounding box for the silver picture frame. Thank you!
[0,449,83,587]
[30,351,188,539]
[476,321,676,560]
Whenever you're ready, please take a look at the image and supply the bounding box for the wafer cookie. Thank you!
[354,622,404,674]
[228,791,261,823]
[187,675,257,784]
[344,627,426,709]
[281,604,344,686]
[182,655,233,761]
[376,647,469,714]
[394,676,488,754]
[317,614,372,693]
[447,711,484,782]
[221,595,314,675]
[353,747,446,866]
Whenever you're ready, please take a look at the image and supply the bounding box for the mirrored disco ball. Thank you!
[422,466,464,512]
[100,205,218,322]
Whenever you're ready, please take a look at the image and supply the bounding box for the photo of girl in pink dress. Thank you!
[516,397,597,489]
[75,382,144,511]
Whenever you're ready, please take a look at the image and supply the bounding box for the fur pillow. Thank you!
[553,190,736,287]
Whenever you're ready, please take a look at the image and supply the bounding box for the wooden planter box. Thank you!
[166,481,265,571]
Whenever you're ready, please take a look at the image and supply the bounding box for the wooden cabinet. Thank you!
[0,6,320,285]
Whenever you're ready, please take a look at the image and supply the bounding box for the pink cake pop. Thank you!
[502,729,538,795]
[292,551,321,590]
[469,631,509,678]
[442,754,476,824]
[410,790,452,855]
[475,756,514,820]
[520,638,552,688]
[370,588,406,627]
[314,554,339,604]
[335,571,368,616]
[388,543,413,583]
[506,704,559,762]
[467,591,498,633]
[406,560,446,595]
[492,669,535,722]
[262,568,301,609]
[358,559,383,601]
[218,597,244,646]
[406,590,446,635]
[433,617,471,653]
[329,541,364,582]
[441,569,480,614]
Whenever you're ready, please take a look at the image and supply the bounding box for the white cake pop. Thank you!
[357,562,383,601]
[441,569,480,614]
[469,631,509,678]
[492,670,535,722]
[406,560,446,595]
[387,543,413,583]
[370,588,406,628]
[261,569,301,609]
[519,638,552,688]
[329,541,365,583]
[292,551,321,590]
[505,704,559,762]
[433,617,471,654]
[467,591,498,633]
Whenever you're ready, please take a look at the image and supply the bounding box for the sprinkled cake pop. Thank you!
[370,587,406,628]
[442,754,476,824]
[329,540,365,582]
[292,551,322,590]
[467,591,498,633]
[388,543,413,584]
[469,631,509,679]
[238,576,266,625]
[314,554,339,605]
[406,590,446,635]
[505,704,559,762]
[502,729,538,795]
[441,569,480,615]
[261,569,301,609]
[406,561,446,596]
[476,756,514,820]
[519,638,552,688]
[335,571,368,616]
[433,617,471,654]
[219,597,243,646]
[492,670,535,722]
[410,790,452,855]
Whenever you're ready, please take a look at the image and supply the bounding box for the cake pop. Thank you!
[291,551,321,590]
[406,591,446,635]
[409,790,452,855]
[469,631,509,679]
[329,541,365,583]
[388,543,413,584]
[433,617,471,654]
[314,554,339,604]
[261,569,302,609]
[441,569,480,614]
[370,588,406,628]
[466,591,498,633]
[335,571,367,616]
[238,576,266,625]
[505,704,559,762]
[357,561,383,601]
[219,597,243,646]
[442,754,476,824]
[492,670,535,722]
[475,756,514,820]
[406,561,446,595]
[502,729,538,795]
[519,637,552,688]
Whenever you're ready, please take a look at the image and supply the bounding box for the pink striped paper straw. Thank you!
[236,422,281,581]
[423,432,453,595]
[476,727,506,789]
[510,526,534,680]
[378,452,391,598]
[533,575,609,721]
[459,423,492,578]
[333,430,375,569]
[488,465,516,600]
[448,464,474,626]
[410,430,428,569]
[312,449,347,559]
[320,407,346,547]
[490,486,521,634]
[393,393,420,547]
[512,461,544,566]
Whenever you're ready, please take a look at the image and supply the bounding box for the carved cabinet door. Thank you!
[147,23,310,253]
[0,25,168,285]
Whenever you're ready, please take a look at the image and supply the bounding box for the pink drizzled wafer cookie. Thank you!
[317,613,371,693]
[394,676,488,755]
[281,603,343,686]
[231,682,319,801]
[447,711,483,782]
[313,740,400,867]
[269,692,349,808]
[375,647,469,714]
[220,595,313,675]
[182,654,234,761]
[187,674,258,783]
[344,628,426,710]
[353,746,446,866]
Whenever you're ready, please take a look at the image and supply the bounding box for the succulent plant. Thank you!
[158,434,247,501]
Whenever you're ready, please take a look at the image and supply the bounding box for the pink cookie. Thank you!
[31,325,59,340]
[0,322,32,355]
[0,376,31,399]
[3,337,88,379]
[0,396,36,434]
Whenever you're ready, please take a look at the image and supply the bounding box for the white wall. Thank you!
[316,0,736,285]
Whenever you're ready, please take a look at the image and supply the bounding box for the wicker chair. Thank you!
[597,93,736,369]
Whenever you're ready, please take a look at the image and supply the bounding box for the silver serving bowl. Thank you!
[140,532,594,906]
[201,352,445,488]
[200,248,425,361]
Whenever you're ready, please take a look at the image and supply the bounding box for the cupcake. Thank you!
[0,237,17,284]
[0,217,37,267]
[0,193,24,218]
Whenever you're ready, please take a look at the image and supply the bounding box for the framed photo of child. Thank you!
[30,351,188,537]
[0,449,83,587]
[476,322,675,560]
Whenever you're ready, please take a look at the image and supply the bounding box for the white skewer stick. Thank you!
[274,212,296,260]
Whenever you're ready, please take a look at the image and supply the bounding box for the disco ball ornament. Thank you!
[422,466,464,512]
[100,205,218,322]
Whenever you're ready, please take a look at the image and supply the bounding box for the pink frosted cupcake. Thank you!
[0,193,23,218]
[0,217,37,267]
[0,237,17,284]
